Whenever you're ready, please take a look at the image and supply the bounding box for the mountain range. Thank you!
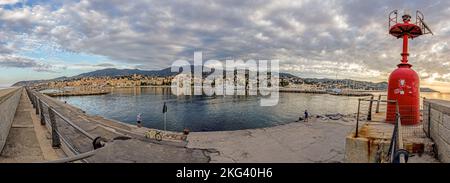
[11,67,438,92]
[12,67,296,86]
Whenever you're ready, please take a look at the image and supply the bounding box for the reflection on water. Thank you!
[56,87,450,132]
[421,92,450,101]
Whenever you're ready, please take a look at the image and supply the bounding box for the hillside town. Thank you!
[46,74,173,88]
[21,71,390,93]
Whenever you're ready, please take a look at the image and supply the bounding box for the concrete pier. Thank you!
[0,88,22,153]
[24,89,209,163]
[0,89,61,162]
[344,110,438,163]
[1,87,443,163]
[0,88,210,163]
[187,118,355,163]
[423,99,450,162]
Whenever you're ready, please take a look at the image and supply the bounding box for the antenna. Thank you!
[416,10,434,35]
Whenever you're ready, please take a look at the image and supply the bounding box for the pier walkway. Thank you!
[0,89,60,162]
[1,88,210,163]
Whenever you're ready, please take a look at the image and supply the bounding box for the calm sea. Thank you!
[56,87,450,132]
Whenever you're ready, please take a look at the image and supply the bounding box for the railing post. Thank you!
[48,106,61,148]
[35,97,40,115]
[376,95,382,113]
[39,99,46,125]
[355,99,361,138]
[33,95,37,108]
[30,94,35,108]
[428,102,431,138]
[367,95,374,121]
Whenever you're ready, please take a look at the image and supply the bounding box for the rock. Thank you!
[325,113,344,120]
[316,115,325,118]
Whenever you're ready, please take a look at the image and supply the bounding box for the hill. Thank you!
[74,68,175,78]
[11,67,439,93]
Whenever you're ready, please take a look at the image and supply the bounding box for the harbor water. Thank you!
[56,87,450,132]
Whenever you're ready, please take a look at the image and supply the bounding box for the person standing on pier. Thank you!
[304,110,309,122]
[137,113,142,128]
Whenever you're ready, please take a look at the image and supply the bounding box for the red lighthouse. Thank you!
[386,10,433,125]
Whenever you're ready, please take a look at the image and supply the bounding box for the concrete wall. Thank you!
[423,99,450,163]
[345,134,391,163]
[0,88,22,152]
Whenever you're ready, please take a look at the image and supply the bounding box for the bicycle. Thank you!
[144,129,163,141]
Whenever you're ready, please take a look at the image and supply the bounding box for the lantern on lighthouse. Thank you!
[386,10,433,125]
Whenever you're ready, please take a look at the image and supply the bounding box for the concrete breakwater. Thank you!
[423,99,450,163]
[26,87,361,162]
[5,87,406,163]
[279,88,373,96]
[187,117,356,163]
[0,88,22,152]
[43,90,110,97]
[25,90,209,162]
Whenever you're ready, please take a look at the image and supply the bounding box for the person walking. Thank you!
[304,110,309,122]
[136,113,142,128]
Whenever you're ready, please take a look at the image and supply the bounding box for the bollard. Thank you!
[48,107,61,148]
[39,99,46,125]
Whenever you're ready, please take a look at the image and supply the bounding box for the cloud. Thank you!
[65,62,122,70]
[95,63,115,67]
[0,55,54,72]
[0,0,449,85]
[0,44,13,54]
[0,0,19,5]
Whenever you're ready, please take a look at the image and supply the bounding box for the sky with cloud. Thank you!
[0,0,449,91]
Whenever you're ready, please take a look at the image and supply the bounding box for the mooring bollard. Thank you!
[48,107,61,148]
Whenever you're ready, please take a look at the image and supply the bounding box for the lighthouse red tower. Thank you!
[386,10,433,125]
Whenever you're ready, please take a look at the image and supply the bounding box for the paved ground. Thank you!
[0,88,17,102]
[1,89,439,163]
[187,118,355,163]
[34,91,210,163]
[90,139,209,163]
[0,90,60,162]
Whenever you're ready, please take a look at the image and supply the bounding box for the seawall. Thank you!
[423,99,450,163]
[0,88,23,152]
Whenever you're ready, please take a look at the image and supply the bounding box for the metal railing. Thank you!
[386,104,408,163]
[25,88,106,163]
[354,96,397,138]
[354,94,408,163]
[375,94,387,113]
